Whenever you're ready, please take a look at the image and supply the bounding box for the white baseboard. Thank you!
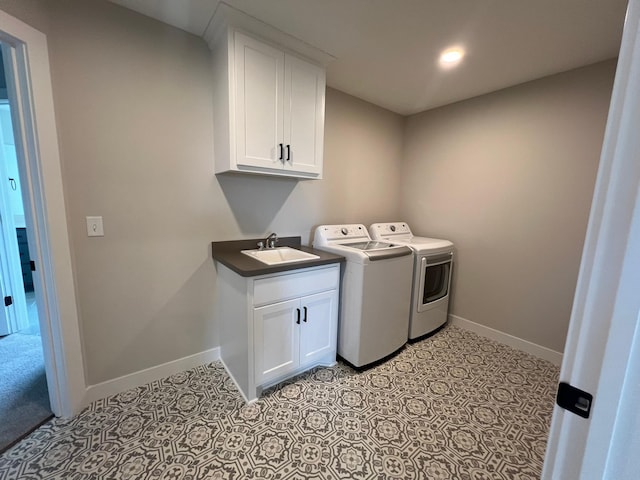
[448,314,563,366]
[81,315,561,407]
[83,347,220,407]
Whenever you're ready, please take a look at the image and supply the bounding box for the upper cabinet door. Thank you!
[234,32,284,171]
[283,55,325,177]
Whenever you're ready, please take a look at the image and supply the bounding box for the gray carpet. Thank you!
[0,325,558,479]
[0,332,52,453]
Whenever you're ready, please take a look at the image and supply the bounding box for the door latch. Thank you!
[556,382,593,419]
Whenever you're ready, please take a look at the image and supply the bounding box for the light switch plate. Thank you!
[86,216,104,237]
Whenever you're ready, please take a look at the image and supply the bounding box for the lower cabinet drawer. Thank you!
[253,265,339,307]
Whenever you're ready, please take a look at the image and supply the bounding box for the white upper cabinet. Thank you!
[208,11,328,180]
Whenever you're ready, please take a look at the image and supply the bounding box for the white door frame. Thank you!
[542,0,640,477]
[0,10,85,417]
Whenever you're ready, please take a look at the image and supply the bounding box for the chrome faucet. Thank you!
[265,232,278,249]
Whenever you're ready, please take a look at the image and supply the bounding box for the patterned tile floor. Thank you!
[0,325,559,479]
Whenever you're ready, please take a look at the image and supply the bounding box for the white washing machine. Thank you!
[313,224,413,368]
[370,222,454,340]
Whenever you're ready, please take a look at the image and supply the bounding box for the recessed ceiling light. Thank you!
[439,47,465,69]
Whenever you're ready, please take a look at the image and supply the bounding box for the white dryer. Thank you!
[313,224,413,368]
[370,222,454,340]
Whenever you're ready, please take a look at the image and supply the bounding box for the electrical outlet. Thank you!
[86,216,104,237]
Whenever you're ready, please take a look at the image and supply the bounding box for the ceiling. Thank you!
[108,0,628,115]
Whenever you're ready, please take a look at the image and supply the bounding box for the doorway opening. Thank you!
[0,43,53,453]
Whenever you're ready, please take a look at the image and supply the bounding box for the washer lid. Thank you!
[342,241,397,251]
[313,224,412,261]
[339,241,412,261]
[402,236,453,250]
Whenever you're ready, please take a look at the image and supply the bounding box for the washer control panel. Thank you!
[370,222,412,238]
[314,224,371,245]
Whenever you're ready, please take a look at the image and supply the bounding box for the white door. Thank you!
[0,268,9,336]
[283,54,325,177]
[234,32,284,171]
[299,290,337,367]
[0,229,16,336]
[0,101,28,336]
[542,0,640,478]
[0,189,28,336]
[254,298,300,385]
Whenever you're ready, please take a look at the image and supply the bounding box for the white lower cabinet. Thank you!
[254,290,337,386]
[216,263,339,402]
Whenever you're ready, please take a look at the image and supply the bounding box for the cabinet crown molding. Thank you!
[204,1,335,66]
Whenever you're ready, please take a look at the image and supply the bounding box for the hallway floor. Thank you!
[0,292,52,454]
[0,325,559,479]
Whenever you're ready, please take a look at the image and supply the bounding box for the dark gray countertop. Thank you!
[211,236,344,277]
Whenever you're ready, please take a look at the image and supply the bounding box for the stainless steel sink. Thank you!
[241,246,320,265]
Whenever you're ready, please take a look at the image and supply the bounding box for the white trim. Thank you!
[83,347,221,406]
[0,9,85,417]
[449,314,563,366]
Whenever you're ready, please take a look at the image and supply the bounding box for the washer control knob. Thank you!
[390,225,396,232]
[341,227,348,235]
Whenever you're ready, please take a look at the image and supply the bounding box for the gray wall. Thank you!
[0,0,616,384]
[0,0,404,385]
[401,61,616,352]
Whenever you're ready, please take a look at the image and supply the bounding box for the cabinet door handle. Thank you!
[296,308,301,325]
[286,144,291,162]
[278,143,284,161]
[303,306,307,322]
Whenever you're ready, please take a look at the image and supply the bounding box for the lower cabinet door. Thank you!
[254,298,300,386]
[299,290,338,367]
